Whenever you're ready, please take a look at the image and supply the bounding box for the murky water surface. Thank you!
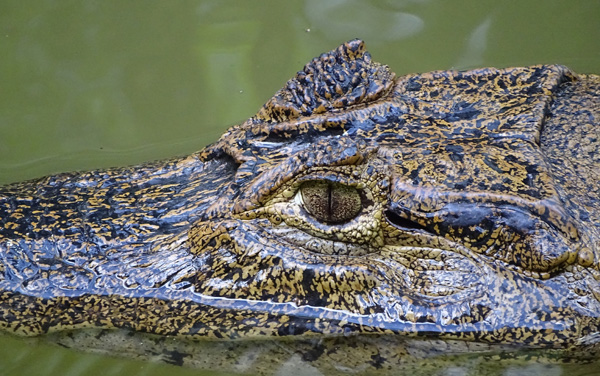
[1,1,599,375]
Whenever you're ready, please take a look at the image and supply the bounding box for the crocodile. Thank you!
[1,39,599,375]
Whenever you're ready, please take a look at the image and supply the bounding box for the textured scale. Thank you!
[0,40,599,374]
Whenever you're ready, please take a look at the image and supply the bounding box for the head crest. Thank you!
[254,39,395,123]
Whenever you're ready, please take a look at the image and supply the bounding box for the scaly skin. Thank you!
[0,40,599,374]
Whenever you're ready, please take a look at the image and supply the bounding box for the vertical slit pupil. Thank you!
[300,181,362,224]
[327,182,333,219]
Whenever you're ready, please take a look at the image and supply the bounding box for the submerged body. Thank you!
[1,40,599,374]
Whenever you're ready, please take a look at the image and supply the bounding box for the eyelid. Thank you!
[231,138,368,215]
[233,167,364,214]
[276,172,365,203]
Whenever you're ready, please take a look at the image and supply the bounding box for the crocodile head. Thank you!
[1,40,599,355]
[180,39,600,347]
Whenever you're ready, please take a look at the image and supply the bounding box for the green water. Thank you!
[0,0,598,375]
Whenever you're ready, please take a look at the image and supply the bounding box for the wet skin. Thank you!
[0,40,599,373]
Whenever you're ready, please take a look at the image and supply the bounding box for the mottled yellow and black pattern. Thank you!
[1,40,599,371]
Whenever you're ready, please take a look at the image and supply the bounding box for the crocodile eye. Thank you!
[298,181,361,224]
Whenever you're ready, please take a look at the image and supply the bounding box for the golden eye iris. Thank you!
[299,181,361,223]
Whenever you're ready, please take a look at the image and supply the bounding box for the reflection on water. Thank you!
[0,333,204,376]
[2,329,599,376]
[1,0,599,375]
[455,17,492,68]
[304,0,424,43]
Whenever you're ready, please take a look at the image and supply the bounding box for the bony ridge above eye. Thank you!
[295,181,362,224]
